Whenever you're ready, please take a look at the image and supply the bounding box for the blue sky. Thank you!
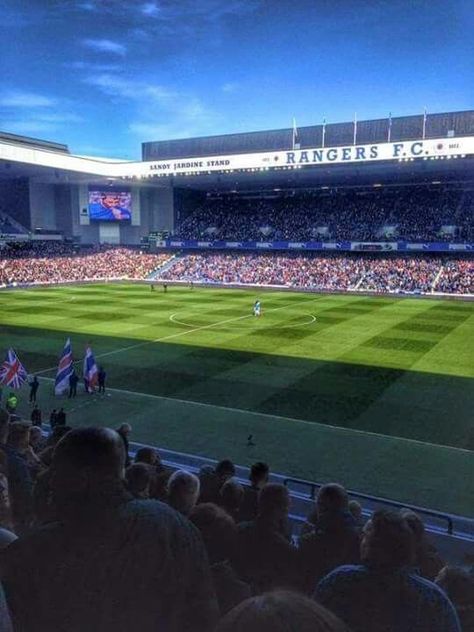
[0,0,472,159]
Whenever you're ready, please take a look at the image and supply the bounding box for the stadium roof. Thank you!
[0,111,473,191]
[142,110,474,161]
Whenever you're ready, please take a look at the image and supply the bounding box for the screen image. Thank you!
[88,190,132,222]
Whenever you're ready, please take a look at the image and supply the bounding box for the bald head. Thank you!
[53,427,125,479]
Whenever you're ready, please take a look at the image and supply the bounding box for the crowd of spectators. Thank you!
[174,188,473,243]
[0,241,472,294]
[0,244,172,286]
[0,412,471,631]
[161,252,474,295]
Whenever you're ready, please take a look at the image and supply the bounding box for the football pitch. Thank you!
[1,283,473,516]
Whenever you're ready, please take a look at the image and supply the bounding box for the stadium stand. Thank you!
[160,252,473,295]
[0,419,470,631]
[173,187,473,243]
[1,244,472,294]
[0,245,172,286]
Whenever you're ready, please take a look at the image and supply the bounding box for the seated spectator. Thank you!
[134,446,170,501]
[216,590,348,632]
[239,461,269,522]
[30,405,42,427]
[38,425,72,467]
[0,527,17,551]
[190,503,251,615]
[3,422,33,535]
[116,422,132,467]
[0,583,12,632]
[315,509,461,632]
[232,483,299,593]
[299,483,360,592]
[125,463,152,499]
[401,508,444,580]
[220,479,244,522]
[348,500,364,528]
[167,470,200,516]
[2,427,218,632]
[0,450,12,531]
[198,465,221,504]
[29,426,45,454]
[435,566,474,632]
[216,459,236,485]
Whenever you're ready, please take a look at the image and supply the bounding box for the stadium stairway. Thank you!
[147,252,180,279]
[129,440,474,568]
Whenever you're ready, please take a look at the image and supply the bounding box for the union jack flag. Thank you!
[0,348,28,389]
[55,338,74,395]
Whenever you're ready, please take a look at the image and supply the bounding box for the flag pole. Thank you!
[353,112,357,145]
[422,107,427,139]
[322,118,326,148]
[387,112,392,142]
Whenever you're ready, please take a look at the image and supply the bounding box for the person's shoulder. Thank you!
[407,571,455,601]
[317,564,368,587]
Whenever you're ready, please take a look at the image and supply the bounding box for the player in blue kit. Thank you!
[253,300,261,317]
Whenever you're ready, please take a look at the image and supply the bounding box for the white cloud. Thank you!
[63,61,122,71]
[83,74,175,103]
[141,2,161,17]
[0,89,82,136]
[0,91,56,108]
[221,82,239,93]
[82,39,127,56]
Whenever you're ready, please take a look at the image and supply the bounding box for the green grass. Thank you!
[1,283,473,516]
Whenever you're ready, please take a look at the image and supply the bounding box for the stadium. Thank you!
[0,3,473,627]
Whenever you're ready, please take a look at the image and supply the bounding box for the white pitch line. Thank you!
[35,375,474,454]
[34,295,321,375]
[169,312,317,329]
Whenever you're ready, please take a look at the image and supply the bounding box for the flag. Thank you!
[55,338,74,395]
[322,118,327,148]
[83,345,98,392]
[387,112,392,142]
[292,117,299,149]
[353,112,357,145]
[422,107,427,139]
[0,348,28,389]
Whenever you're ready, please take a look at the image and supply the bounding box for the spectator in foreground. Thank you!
[401,508,444,580]
[30,405,42,427]
[198,459,237,505]
[190,503,251,615]
[220,479,244,522]
[2,427,218,632]
[125,463,151,499]
[3,422,33,535]
[116,422,132,466]
[216,590,348,632]
[348,500,364,527]
[167,470,200,516]
[299,483,361,592]
[435,566,474,632]
[0,583,12,632]
[233,483,298,593]
[134,446,170,501]
[239,461,269,522]
[315,509,461,632]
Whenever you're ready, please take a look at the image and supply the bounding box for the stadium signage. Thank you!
[0,135,472,178]
[142,137,473,177]
[154,239,474,253]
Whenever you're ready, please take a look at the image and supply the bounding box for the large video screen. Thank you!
[88,190,132,222]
